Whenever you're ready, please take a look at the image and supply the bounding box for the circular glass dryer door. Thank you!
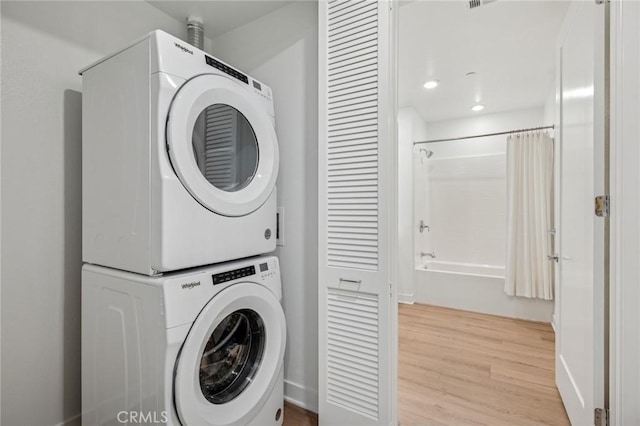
[167,74,279,217]
[174,283,286,426]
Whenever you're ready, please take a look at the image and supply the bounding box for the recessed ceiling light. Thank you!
[471,104,485,112]
[423,80,439,89]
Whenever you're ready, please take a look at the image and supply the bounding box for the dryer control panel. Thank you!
[205,55,248,84]
[203,54,272,102]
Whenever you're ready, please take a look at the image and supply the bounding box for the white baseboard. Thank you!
[284,379,318,413]
[397,292,415,304]
[55,413,81,426]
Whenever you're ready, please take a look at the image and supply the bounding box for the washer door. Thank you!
[167,74,279,217]
[174,283,286,426]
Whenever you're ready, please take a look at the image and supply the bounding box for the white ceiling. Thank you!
[146,1,294,39]
[399,0,570,123]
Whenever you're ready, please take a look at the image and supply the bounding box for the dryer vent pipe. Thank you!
[186,16,204,50]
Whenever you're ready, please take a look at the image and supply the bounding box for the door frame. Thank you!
[388,2,640,425]
[391,0,612,424]
[609,1,640,424]
[389,1,400,424]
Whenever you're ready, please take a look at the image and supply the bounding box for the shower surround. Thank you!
[412,108,554,322]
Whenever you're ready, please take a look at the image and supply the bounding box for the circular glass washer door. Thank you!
[174,283,286,426]
[167,74,279,217]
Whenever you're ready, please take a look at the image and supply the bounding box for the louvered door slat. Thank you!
[329,0,375,22]
[329,54,378,75]
[329,108,378,125]
[329,79,378,98]
[327,362,379,387]
[328,191,378,198]
[329,0,367,17]
[330,71,378,91]
[328,375,378,399]
[329,101,377,118]
[329,241,379,249]
[328,131,378,144]
[328,3,377,32]
[325,288,379,420]
[329,58,377,80]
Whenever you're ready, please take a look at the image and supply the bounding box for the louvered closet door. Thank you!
[319,1,396,425]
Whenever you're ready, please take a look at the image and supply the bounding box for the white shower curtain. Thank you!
[505,131,554,300]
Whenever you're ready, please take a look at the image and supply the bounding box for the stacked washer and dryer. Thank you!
[80,30,285,426]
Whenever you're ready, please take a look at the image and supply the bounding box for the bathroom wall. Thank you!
[416,107,546,267]
[210,2,320,411]
[397,107,427,303]
[0,2,201,425]
[543,87,557,128]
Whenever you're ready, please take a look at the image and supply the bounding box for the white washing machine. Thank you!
[80,30,279,275]
[82,256,286,426]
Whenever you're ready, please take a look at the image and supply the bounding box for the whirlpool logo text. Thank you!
[174,42,193,55]
[181,281,201,290]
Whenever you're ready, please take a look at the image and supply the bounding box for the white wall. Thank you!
[210,2,319,412]
[416,107,546,267]
[397,107,427,303]
[0,2,198,424]
[543,87,557,128]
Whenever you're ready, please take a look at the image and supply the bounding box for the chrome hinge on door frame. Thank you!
[595,408,609,426]
[595,195,610,217]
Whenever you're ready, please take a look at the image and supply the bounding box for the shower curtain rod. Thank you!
[413,125,555,145]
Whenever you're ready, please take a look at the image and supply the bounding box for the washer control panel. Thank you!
[259,258,278,280]
[212,265,255,285]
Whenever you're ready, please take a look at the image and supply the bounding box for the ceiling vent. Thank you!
[467,0,497,10]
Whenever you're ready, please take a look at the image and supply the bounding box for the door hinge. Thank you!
[595,195,610,217]
[389,282,393,296]
[595,408,609,426]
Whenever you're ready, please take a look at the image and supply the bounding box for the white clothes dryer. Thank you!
[82,256,286,426]
[80,30,279,275]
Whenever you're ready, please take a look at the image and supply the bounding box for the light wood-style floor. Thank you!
[399,303,570,426]
[284,401,318,426]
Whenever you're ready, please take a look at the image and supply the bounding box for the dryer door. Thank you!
[167,74,279,217]
[174,282,286,426]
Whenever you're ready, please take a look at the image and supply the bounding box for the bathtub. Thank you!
[420,260,504,279]
[414,260,553,322]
